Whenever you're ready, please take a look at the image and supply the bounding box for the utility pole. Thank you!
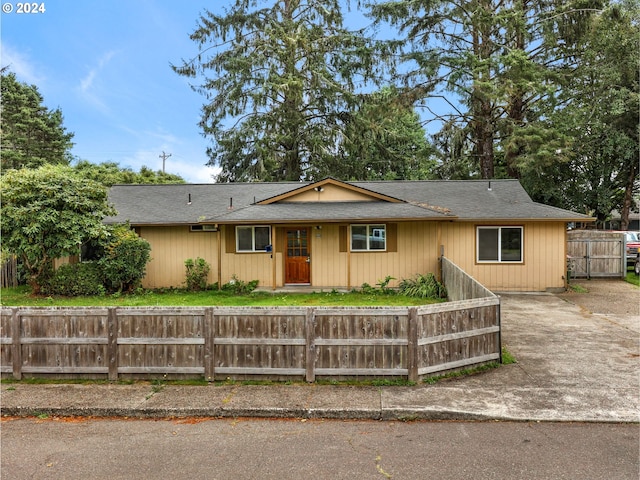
[159,151,172,173]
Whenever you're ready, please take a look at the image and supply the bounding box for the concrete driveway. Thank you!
[383,279,640,422]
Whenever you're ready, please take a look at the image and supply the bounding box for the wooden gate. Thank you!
[567,231,625,279]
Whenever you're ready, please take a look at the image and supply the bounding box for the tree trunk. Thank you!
[472,1,496,180]
[620,160,638,230]
[504,0,526,179]
[504,95,524,179]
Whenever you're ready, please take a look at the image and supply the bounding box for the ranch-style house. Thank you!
[104,178,593,292]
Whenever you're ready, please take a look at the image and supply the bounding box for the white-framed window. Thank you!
[190,224,218,232]
[236,226,271,252]
[350,224,386,251]
[477,226,523,263]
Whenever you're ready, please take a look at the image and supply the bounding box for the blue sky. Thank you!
[3,1,451,184]
[1,1,371,183]
[2,1,223,182]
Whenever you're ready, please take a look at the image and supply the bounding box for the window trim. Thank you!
[476,226,524,263]
[236,225,271,253]
[350,224,387,252]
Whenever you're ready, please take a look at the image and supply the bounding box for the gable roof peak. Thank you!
[257,177,404,204]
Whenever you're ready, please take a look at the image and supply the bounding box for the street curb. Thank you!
[4,405,637,423]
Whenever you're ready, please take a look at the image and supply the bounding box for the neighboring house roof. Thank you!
[104,178,594,225]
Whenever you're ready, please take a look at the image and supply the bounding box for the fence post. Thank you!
[107,308,118,381]
[11,308,22,380]
[407,307,418,382]
[305,307,316,383]
[620,236,626,279]
[204,308,216,382]
[497,302,502,364]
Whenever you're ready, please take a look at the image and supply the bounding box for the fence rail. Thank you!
[1,299,500,382]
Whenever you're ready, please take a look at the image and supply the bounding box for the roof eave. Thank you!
[212,216,456,225]
[456,217,596,223]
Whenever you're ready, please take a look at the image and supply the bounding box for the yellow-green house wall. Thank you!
[137,221,567,292]
[440,221,567,292]
[139,226,219,289]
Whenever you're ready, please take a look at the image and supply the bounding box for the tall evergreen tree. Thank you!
[497,0,606,179]
[173,0,383,182]
[368,0,606,179]
[521,1,639,227]
[313,86,437,180]
[369,0,505,178]
[0,71,74,171]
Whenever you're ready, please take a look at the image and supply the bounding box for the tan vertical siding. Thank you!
[309,224,348,287]
[396,222,439,278]
[139,226,218,289]
[137,220,567,292]
[440,221,566,291]
[282,184,376,202]
[219,225,273,287]
[332,222,440,289]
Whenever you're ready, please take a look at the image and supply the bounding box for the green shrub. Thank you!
[222,274,258,294]
[98,225,151,293]
[398,273,447,299]
[185,257,211,291]
[360,282,376,294]
[376,275,396,294]
[44,262,105,296]
[360,276,396,295]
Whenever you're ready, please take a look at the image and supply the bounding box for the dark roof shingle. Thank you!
[104,179,592,225]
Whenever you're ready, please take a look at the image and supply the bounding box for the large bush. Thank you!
[0,165,114,293]
[44,262,105,296]
[98,225,151,293]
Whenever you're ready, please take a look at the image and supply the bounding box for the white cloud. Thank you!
[79,69,97,93]
[118,125,179,146]
[77,51,117,112]
[172,161,219,184]
[0,43,44,84]
[79,50,116,93]
[108,124,215,182]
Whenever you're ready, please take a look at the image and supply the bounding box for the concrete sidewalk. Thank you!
[2,288,639,423]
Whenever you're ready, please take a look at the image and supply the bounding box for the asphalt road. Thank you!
[1,417,638,480]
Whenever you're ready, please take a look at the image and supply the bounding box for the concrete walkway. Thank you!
[2,284,639,422]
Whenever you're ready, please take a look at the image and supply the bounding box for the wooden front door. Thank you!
[285,227,310,284]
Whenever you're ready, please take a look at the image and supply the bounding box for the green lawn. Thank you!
[625,270,640,287]
[0,285,437,307]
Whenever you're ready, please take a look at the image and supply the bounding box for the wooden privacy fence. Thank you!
[1,255,18,288]
[441,256,496,301]
[566,231,626,278]
[1,299,500,382]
